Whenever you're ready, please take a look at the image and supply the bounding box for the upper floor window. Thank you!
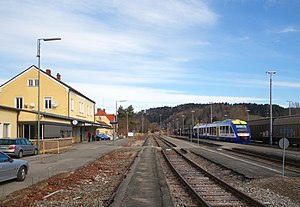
[71,98,74,111]
[15,97,23,109]
[90,106,93,117]
[79,102,84,114]
[28,79,39,87]
[44,97,52,109]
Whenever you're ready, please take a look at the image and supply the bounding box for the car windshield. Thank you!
[0,139,16,145]
[235,125,248,133]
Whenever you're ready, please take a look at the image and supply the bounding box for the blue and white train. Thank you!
[193,119,251,144]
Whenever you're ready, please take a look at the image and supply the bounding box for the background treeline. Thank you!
[117,102,300,135]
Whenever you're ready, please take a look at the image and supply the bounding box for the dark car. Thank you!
[0,138,38,158]
[0,151,29,182]
[96,134,110,141]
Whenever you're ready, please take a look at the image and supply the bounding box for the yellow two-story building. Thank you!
[0,65,104,143]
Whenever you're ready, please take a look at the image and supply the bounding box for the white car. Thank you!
[0,151,29,182]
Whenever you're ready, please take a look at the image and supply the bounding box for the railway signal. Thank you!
[279,138,290,177]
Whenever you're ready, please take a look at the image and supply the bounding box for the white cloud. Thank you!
[113,0,217,27]
[278,26,298,33]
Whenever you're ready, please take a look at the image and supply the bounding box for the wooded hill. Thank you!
[117,103,299,134]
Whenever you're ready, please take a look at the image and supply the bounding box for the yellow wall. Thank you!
[69,91,95,122]
[18,111,70,125]
[0,109,18,138]
[0,66,95,123]
[0,66,68,117]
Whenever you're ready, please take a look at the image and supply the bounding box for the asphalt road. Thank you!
[0,139,129,197]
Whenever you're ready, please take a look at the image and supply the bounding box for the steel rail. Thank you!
[157,136,268,207]
[161,149,211,206]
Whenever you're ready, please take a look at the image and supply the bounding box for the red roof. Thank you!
[106,114,115,122]
[95,108,115,122]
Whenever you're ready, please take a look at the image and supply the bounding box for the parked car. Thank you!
[96,134,110,141]
[0,151,29,182]
[0,138,38,158]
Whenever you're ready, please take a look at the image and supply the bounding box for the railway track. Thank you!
[156,136,268,207]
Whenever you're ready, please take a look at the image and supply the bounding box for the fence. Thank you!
[31,138,73,154]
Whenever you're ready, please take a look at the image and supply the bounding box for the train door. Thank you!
[216,126,220,140]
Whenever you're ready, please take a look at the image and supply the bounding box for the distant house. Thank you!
[95,108,114,137]
[0,65,106,142]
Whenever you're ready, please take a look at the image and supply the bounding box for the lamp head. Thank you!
[266,70,276,75]
[43,38,62,41]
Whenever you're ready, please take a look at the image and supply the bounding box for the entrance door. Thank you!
[24,124,35,139]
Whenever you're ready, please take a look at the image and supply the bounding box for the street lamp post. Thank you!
[287,100,293,116]
[182,115,185,136]
[141,110,144,133]
[191,110,195,141]
[246,109,250,121]
[176,118,179,135]
[159,114,162,132]
[126,110,129,138]
[210,102,213,123]
[114,100,127,146]
[266,70,276,146]
[37,37,61,152]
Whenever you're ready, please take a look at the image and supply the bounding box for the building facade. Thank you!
[95,108,114,139]
[0,65,104,142]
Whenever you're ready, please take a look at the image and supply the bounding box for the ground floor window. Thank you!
[0,123,10,138]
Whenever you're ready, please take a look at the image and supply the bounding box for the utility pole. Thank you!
[266,70,276,146]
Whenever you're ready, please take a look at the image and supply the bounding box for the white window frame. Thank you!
[15,97,23,109]
[79,102,84,114]
[44,97,52,109]
[27,79,39,87]
[0,123,11,138]
[28,79,34,87]
[71,98,74,111]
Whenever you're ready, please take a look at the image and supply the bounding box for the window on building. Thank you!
[35,79,39,86]
[28,79,34,86]
[71,98,74,111]
[3,123,10,137]
[44,97,52,109]
[79,102,84,114]
[15,97,23,109]
[28,79,39,87]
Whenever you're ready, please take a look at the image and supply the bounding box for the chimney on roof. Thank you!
[46,69,51,75]
[56,73,61,81]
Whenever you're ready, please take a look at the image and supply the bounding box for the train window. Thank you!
[235,124,248,132]
[229,126,234,135]
[220,126,225,134]
[212,127,216,135]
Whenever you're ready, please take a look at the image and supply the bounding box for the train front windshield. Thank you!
[235,124,249,133]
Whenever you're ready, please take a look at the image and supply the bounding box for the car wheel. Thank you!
[18,150,23,158]
[34,149,38,155]
[16,166,27,181]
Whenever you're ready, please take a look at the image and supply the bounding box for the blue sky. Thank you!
[0,0,300,113]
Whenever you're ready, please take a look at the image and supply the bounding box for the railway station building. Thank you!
[0,65,107,144]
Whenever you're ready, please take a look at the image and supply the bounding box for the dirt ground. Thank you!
[0,138,143,207]
[249,176,300,204]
